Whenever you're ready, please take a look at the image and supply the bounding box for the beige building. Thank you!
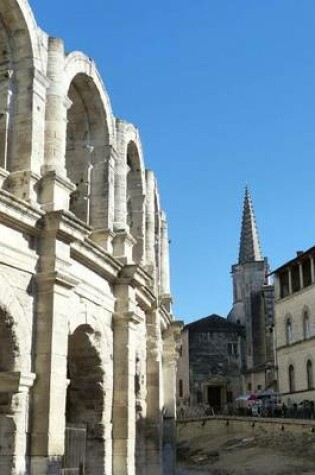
[0,1,182,474]
[273,248,315,405]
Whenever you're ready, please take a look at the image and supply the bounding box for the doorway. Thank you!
[207,386,221,411]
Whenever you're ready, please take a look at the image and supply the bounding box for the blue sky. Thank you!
[30,0,315,323]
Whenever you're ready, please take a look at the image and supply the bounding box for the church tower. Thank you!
[229,188,274,393]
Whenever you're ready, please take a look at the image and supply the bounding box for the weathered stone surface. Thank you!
[0,1,181,474]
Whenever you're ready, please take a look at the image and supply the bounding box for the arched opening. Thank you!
[307,360,313,390]
[65,325,105,475]
[66,73,110,225]
[0,2,38,176]
[0,309,19,474]
[303,311,311,339]
[286,318,292,345]
[0,15,16,173]
[126,141,145,263]
[289,364,295,393]
[0,308,15,395]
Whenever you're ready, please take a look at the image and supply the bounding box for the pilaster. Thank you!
[145,309,163,475]
[112,284,141,475]
[162,321,183,475]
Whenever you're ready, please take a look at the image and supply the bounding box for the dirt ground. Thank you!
[176,430,315,475]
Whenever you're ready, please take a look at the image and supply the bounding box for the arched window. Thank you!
[307,360,313,390]
[303,311,311,339]
[286,318,292,345]
[289,364,295,393]
[179,379,183,398]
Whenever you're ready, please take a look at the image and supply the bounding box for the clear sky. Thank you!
[29,0,315,323]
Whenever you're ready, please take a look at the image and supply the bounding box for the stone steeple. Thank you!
[238,187,263,264]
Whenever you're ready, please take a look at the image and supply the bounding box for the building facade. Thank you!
[177,315,245,412]
[0,1,181,474]
[273,248,315,405]
[228,188,275,393]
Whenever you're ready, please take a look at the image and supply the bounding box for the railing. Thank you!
[62,423,87,475]
[61,470,82,475]
[177,405,215,420]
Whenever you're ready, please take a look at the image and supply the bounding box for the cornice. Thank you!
[0,189,43,234]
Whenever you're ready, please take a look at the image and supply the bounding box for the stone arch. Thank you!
[125,133,146,263]
[306,358,314,390]
[64,53,115,226]
[66,323,107,475]
[301,306,311,339]
[288,363,295,393]
[0,273,31,372]
[0,0,40,174]
[284,313,293,345]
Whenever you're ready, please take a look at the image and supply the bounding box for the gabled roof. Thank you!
[239,187,263,264]
[184,314,244,334]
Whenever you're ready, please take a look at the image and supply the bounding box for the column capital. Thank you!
[0,372,36,393]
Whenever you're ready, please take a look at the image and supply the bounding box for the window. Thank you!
[196,391,202,404]
[302,260,312,287]
[179,379,183,398]
[291,265,300,293]
[289,365,295,393]
[227,342,238,357]
[307,360,313,390]
[303,312,311,339]
[279,271,290,298]
[286,319,292,345]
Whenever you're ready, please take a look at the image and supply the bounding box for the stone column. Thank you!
[40,37,74,211]
[90,146,116,252]
[112,284,139,475]
[31,213,78,474]
[7,66,48,203]
[114,126,127,231]
[0,372,35,475]
[145,171,156,273]
[288,269,292,295]
[0,69,13,174]
[160,211,171,305]
[162,322,183,475]
[145,310,163,475]
[113,124,136,263]
[31,272,77,475]
[299,262,304,290]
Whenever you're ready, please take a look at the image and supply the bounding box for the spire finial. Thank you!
[238,186,263,264]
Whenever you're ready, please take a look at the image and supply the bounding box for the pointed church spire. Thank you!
[238,187,263,264]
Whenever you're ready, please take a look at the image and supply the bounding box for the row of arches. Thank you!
[0,1,167,272]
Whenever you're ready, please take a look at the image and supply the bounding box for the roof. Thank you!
[238,187,263,264]
[184,314,244,333]
[271,245,315,275]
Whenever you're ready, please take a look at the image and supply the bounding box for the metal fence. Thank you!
[62,424,87,475]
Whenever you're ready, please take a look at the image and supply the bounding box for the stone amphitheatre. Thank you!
[0,1,181,473]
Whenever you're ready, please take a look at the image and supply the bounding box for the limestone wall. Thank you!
[0,1,181,474]
[177,416,315,444]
